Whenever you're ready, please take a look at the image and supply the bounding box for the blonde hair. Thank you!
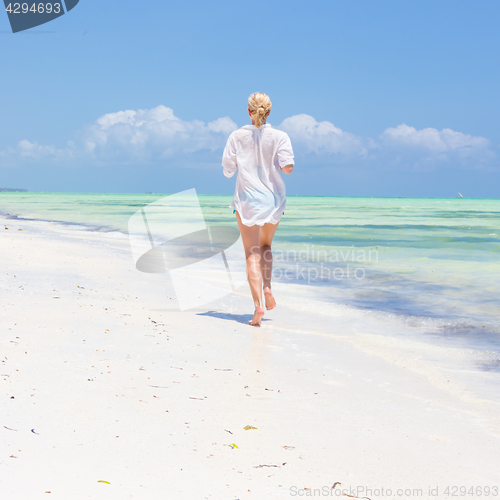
[248,92,272,129]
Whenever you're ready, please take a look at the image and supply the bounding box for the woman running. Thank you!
[222,92,295,326]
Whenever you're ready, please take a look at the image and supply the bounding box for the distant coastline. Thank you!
[0,188,27,192]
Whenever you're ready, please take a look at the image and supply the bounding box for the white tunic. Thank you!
[222,124,295,227]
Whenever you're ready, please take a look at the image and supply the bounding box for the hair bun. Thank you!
[248,92,272,129]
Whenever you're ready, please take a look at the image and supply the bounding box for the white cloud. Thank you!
[382,123,490,153]
[0,105,238,167]
[0,139,73,166]
[379,123,495,170]
[1,106,496,172]
[17,139,74,160]
[79,105,238,164]
[278,114,370,157]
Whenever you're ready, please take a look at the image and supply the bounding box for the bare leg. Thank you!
[259,222,279,310]
[235,211,265,326]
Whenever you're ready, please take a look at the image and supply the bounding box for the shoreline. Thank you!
[1,211,122,233]
[1,215,499,499]
[2,192,499,199]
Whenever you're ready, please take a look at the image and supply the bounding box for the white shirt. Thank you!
[222,124,295,227]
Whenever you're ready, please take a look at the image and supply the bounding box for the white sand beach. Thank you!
[1,215,499,500]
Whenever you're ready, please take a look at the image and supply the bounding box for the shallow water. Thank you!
[1,192,499,380]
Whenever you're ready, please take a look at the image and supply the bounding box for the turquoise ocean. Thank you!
[1,192,500,396]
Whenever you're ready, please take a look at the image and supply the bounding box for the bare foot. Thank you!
[264,287,276,310]
[249,306,265,326]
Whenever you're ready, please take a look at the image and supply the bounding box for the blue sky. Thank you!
[1,0,499,197]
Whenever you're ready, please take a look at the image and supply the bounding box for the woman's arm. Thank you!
[277,132,294,175]
[222,133,238,178]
